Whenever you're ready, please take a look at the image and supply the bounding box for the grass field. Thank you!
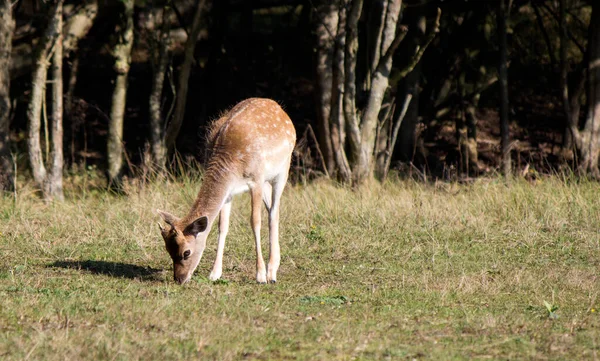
[0,174,599,360]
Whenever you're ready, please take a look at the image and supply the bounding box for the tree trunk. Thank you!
[0,0,14,192]
[47,10,64,201]
[165,0,207,156]
[577,2,600,177]
[149,5,171,169]
[365,0,387,92]
[559,0,573,155]
[343,0,364,166]
[329,3,352,182]
[27,2,63,192]
[497,0,511,179]
[107,0,134,185]
[464,97,479,172]
[376,93,412,180]
[313,1,338,175]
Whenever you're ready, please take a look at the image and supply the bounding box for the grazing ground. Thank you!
[0,174,599,360]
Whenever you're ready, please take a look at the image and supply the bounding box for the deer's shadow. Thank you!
[49,260,164,281]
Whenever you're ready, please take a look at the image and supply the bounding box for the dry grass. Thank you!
[0,174,599,360]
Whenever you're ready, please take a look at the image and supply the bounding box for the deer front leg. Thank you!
[250,184,267,283]
[209,199,232,281]
[266,176,286,283]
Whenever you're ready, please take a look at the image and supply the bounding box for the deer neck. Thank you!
[182,168,234,227]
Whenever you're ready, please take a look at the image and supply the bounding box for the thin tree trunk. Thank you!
[578,2,600,177]
[397,69,420,163]
[149,5,171,169]
[380,93,412,179]
[343,0,364,164]
[464,95,479,172]
[28,2,63,190]
[559,0,574,154]
[374,97,394,180]
[365,0,387,92]
[165,0,207,155]
[107,0,134,185]
[47,9,64,201]
[0,0,14,191]
[497,0,511,178]
[313,1,338,175]
[329,4,352,182]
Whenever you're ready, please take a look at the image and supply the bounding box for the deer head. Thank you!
[157,209,209,284]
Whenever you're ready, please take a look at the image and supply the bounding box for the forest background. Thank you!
[0,0,597,197]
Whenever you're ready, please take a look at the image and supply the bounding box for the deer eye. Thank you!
[183,250,191,259]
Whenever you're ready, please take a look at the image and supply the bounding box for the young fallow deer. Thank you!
[157,98,296,284]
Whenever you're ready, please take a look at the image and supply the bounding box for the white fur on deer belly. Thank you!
[230,180,251,196]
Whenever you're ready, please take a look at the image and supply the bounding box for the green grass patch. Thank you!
[0,176,599,360]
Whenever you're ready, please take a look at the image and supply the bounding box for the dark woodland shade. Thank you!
[2,0,599,189]
[0,0,14,191]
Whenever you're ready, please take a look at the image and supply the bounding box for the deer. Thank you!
[157,98,296,285]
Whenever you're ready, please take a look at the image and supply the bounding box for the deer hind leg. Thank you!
[250,183,267,283]
[267,171,288,283]
[209,198,232,281]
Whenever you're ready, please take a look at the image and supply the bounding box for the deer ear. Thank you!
[157,209,180,227]
[184,216,208,237]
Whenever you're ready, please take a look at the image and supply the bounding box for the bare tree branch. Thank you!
[395,7,440,79]
[383,93,412,178]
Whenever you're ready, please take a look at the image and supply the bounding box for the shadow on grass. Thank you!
[49,260,164,281]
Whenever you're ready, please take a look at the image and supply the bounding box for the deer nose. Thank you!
[174,273,189,285]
